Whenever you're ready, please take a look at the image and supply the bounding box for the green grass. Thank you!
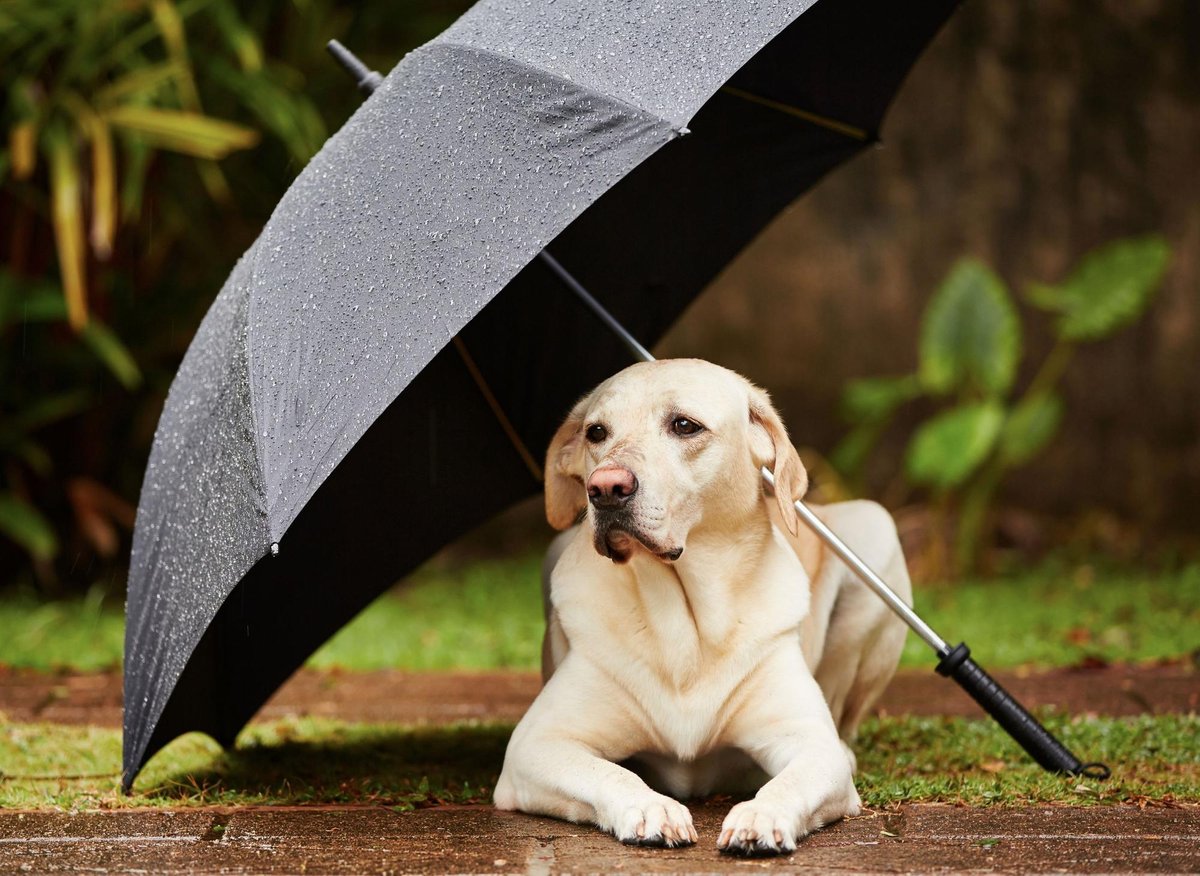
[1,557,1197,673]
[309,555,545,671]
[2,713,1196,810]
[897,561,1200,669]
[0,585,124,672]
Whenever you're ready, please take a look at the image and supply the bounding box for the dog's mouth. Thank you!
[592,517,683,565]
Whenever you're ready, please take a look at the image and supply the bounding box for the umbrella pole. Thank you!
[329,41,1108,781]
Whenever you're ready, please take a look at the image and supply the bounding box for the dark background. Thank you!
[1,0,1197,593]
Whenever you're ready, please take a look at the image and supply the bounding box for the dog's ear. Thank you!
[748,385,808,536]
[544,395,591,530]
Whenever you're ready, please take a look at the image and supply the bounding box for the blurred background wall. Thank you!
[1,0,1196,592]
[661,0,1200,539]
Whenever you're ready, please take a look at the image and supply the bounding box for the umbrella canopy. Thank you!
[123,0,960,789]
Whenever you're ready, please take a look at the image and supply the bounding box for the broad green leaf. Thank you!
[999,393,1063,466]
[104,106,259,159]
[0,493,58,561]
[919,260,1021,397]
[905,401,1004,490]
[81,322,142,389]
[830,424,878,479]
[998,393,1065,468]
[1026,236,1170,342]
[841,375,922,423]
[1025,282,1061,311]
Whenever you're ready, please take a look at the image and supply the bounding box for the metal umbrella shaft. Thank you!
[330,40,1108,780]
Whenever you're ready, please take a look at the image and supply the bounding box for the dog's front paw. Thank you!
[717,800,798,856]
[612,794,697,848]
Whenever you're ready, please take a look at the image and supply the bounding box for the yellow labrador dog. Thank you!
[493,359,911,855]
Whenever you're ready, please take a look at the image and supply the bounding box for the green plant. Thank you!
[0,270,141,573]
[0,0,328,328]
[0,0,331,584]
[834,236,1171,574]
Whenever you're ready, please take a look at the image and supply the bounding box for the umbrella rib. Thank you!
[451,336,544,483]
[719,86,872,142]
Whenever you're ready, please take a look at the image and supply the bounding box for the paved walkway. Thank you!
[1,803,1197,874]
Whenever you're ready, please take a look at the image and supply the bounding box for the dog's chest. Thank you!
[569,559,806,758]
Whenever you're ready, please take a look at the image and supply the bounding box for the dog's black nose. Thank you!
[587,466,638,510]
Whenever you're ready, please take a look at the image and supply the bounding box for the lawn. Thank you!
[2,713,1196,810]
[1,556,1197,672]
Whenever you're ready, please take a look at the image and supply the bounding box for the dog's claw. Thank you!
[719,801,798,857]
[614,797,696,848]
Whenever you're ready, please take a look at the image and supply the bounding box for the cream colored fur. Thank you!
[494,359,911,855]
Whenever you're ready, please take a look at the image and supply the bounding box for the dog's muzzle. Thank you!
[591,510,683,565]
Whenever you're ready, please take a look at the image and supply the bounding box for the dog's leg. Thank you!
[812,502,911,742]
[496,741,696,846]
[719,672,860,855]
[494,674,696,847]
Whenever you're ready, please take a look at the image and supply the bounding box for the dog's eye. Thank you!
[671,416,704,437]
[585,424,608,444]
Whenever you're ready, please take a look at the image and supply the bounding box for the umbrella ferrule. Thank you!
[327,40,384,95]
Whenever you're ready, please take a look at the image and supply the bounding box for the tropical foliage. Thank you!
[0,0,469,590]
[834,236,1171,574]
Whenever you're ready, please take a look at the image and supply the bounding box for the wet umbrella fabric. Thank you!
[123,0,960,788]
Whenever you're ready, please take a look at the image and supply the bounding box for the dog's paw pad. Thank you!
[614,797,697,848]
[717,801,798,856]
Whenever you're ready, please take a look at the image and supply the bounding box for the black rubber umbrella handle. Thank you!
[937,643,1110,778]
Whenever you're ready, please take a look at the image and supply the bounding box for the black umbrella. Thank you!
[124,0,1083,791]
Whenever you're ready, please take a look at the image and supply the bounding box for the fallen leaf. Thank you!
[1065,627,1092,645]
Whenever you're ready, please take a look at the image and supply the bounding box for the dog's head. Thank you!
[544,359,807,563]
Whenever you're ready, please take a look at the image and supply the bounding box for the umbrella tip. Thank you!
[326,39,384,95]
[270,542,280,557]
